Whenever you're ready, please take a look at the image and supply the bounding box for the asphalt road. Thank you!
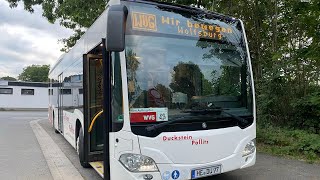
[208,154,320,180]
[1,111,320,180]
[0,111,52,179]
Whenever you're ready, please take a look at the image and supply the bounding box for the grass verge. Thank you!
[257,125,320,163]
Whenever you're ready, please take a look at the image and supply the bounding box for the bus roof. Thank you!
[50,0,238,75]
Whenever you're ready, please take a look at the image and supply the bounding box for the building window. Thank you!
[60,89,71,95]
[79,88,83,94]
[0,88,13,94]
[21,89,35,95]
[48,89,53,95]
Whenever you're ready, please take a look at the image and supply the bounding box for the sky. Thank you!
[0,0,73,78]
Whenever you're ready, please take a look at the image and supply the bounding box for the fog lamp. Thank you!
[143,174,153,180]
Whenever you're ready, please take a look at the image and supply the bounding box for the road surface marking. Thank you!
[30,119,84,180]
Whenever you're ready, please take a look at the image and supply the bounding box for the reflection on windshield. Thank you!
[126,35,252,121]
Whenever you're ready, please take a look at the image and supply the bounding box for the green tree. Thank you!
[154,83,172,106]
[0,76,17,81]
[170,62,203,98]
[18,65,50,82]
[212,66,241,96]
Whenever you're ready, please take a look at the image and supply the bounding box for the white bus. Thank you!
[48,0,256,179]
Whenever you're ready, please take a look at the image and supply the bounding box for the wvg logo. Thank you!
[131,12,157,31]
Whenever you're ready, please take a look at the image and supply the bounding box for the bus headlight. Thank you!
[119,153,159,172]
[242,139,256,157]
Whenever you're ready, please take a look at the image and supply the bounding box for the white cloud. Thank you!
[0,0,73,78]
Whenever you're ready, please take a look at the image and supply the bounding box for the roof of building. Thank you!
[0,80,49,87]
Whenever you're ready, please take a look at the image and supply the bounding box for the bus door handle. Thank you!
[88,110,104,133]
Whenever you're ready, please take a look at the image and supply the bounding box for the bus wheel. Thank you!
[78,127,90,168]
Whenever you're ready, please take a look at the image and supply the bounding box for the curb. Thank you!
[30,119,84,180]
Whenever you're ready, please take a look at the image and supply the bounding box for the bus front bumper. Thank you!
[110,150,256,180]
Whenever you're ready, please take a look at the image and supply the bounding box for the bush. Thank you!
[291,92,320,134]
[257,125,320,163]
[256,77,296,127]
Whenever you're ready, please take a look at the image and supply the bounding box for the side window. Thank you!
[0,88,13,94]
[21,89,34,95]
[60,89,71,95]
[79,88,83,94]
[111,52,124,132]
[48,89,53,95]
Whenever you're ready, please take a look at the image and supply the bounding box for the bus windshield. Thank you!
[124,2,253,136]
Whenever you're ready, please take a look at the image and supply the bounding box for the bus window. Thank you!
[60,89,71,95]
[111,52,124,131]
[88,57,104,151]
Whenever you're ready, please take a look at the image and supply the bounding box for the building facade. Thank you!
[0,80,48,110]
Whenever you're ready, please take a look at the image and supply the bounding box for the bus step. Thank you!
[89,161,104,178]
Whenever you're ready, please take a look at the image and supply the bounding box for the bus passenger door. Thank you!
[58,73,63,133]
[85,55,105,155]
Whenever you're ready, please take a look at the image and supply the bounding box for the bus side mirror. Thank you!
[106,5,128,52]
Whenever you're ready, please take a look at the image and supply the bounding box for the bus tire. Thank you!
[78,127,90,168]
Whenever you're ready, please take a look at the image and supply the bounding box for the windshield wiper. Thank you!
[146,109,248,132]
[183,108,248,124]
[146,105,249,132]
[146,116,203,132]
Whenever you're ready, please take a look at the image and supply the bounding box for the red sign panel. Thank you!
[130,112,157,123]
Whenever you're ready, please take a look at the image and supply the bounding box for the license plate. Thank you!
[191,165,221,179]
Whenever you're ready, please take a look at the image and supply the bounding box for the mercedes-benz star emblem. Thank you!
[202,122,207,129]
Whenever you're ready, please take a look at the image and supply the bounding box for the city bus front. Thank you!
[106,1,256,179]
